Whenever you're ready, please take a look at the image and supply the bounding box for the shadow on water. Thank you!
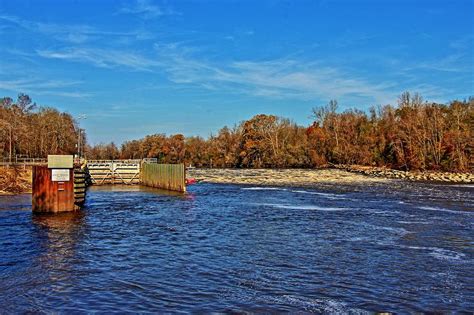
[0,194,31,211]
[89,184,189,198]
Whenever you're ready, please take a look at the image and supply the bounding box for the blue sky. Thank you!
[0,0,473,144]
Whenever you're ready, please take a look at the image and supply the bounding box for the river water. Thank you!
[0,181,473,313]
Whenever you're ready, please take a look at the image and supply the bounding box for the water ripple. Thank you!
[0,182,473,313]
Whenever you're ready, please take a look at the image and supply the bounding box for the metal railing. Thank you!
[86,159,143,165]
[0,157,47,165]
[87,160,142,185]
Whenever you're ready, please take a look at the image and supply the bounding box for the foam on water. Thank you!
[448,184,474,188]
[242,187,287,191]
[417,206,473,215]
[368,209,402,215]
[290,190,349,200]
[397,220,431,225]
[429,248,467,261]
[400,245,467,261]
[349,236,372,242]
[365,224,410,236]
[221,286,368,314]
[275,295,369,314]
[291,190,334,196]
[259,203,349,211]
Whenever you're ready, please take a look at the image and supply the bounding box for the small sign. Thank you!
[58,182,65,191]
[52,169,70,182]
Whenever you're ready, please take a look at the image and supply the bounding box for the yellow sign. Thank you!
[48,155,73,168]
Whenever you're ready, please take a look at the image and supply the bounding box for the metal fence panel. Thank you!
[141,163,186,192]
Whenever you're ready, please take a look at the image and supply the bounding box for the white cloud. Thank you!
[151,44,397,104]
[37,48,162,71]
[0,79,90,98]
[0,15,154,44]
[418,54,470,73]
[37,91,93,98]
[34,41,457,105]
[117,0,176,19]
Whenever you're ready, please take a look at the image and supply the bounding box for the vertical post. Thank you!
[77,128,82,158]
[9,125,12,164]
[76,114,87,158]
[111,160,115,185]
[79,129,81,158]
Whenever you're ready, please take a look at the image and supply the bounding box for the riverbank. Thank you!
[0,167,32,195]
[1,165,472,195]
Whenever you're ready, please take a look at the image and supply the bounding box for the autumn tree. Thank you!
[5,92,471,173]
[1,94,79,159]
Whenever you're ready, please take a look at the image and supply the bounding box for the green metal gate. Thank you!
[141,163,186,192]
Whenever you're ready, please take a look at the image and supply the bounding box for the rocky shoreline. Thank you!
[335,165,474,183]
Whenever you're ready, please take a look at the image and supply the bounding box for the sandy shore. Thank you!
[187,168,390,187]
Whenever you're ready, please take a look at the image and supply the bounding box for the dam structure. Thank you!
[32,155,186,213]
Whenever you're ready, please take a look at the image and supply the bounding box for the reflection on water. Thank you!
[32,212,86,296]
[33,211,85,230]
[90,184,187,197]
[0,194,31,211]
[0,181,473,313]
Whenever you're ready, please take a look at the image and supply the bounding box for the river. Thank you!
[0,181,473,313]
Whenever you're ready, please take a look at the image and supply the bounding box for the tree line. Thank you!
[95,92,473,172]
[307,93,473,171]
[0,94,80,160]
[1,93,473,171]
